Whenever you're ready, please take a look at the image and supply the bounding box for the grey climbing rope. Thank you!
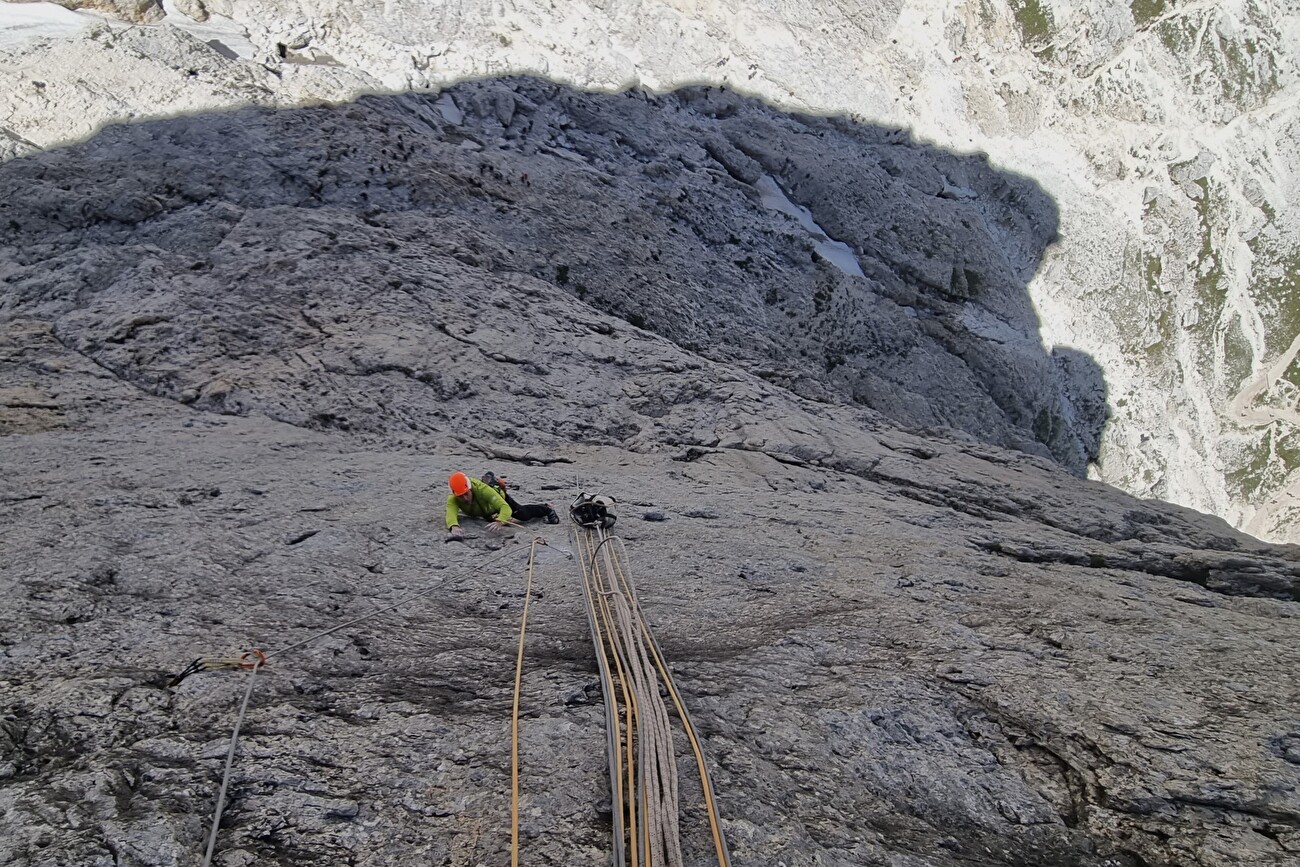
[194,545,521,865]
[200,657,261,867]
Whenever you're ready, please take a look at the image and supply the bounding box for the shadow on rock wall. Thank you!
[0,77,1106,472]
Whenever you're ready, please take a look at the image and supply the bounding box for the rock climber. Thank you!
[445,471,558,541]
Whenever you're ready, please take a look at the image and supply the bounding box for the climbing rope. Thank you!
[608,536,731,867]
[511,537,546,867]
[576,531,631,867]
[573,524,730,867]
[200,655,262,867]
[189,513,730,867]
[192,544,522,867]
[587,535,643,867]
[577,525,674,866]
[597,533,680,867]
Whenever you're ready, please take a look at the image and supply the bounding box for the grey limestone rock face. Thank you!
[33,0,165,24]
[1,83,1299,867]
[0,128,39,163]
[1,0,1296,539]
[0,81,1097,476]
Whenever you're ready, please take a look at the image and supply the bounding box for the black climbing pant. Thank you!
[503,491,552,523]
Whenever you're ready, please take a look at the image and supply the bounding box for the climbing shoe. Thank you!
[545,506,560,524]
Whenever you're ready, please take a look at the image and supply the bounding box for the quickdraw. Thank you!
[168,649,267,687]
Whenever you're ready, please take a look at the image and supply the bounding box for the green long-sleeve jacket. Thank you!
[446,478,512,529]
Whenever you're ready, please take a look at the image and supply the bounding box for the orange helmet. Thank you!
[449,472,471,496]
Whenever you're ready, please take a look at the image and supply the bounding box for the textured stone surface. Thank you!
[2,294,1300,866]
[0,0,1295,539]
[0,83,1097,475]
[29,0,164,24]
[2,84,1300,865]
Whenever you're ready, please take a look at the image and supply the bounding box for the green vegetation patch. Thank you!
[1131,0,1167,30]
[1222,314,1254,391]
[1109,245,1173,363]
[1272,253,1300,354]
[1212,28,1278,108]
[1155,7,1280,107]
[978,0,999,27]
[1224,432,1273,502]
[1145,303,1175,365]
[1248,245,1300,358]
[1275,428,1300,474]
[1010,0,1055,58]
[1225,424,1300,507]
[1191,176,1227,325]
[1284,353,1300,391]
[1156,15,1194,55]
[1144,253,1163,294]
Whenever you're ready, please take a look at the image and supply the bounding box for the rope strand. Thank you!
[575,524,724,866]
[582,530,637,867]
[197,544,523,865]
[200,658,262,867]
[612,537,731,867]
[511,538,544,866]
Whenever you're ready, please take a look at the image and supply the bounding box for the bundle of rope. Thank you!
[189,518,728,867]
[572,525,731,867]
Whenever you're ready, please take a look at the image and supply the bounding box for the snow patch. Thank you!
[754,174,864,278]
[0,2,95,51]
[435,92,464,125]
[0,0,257,58]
